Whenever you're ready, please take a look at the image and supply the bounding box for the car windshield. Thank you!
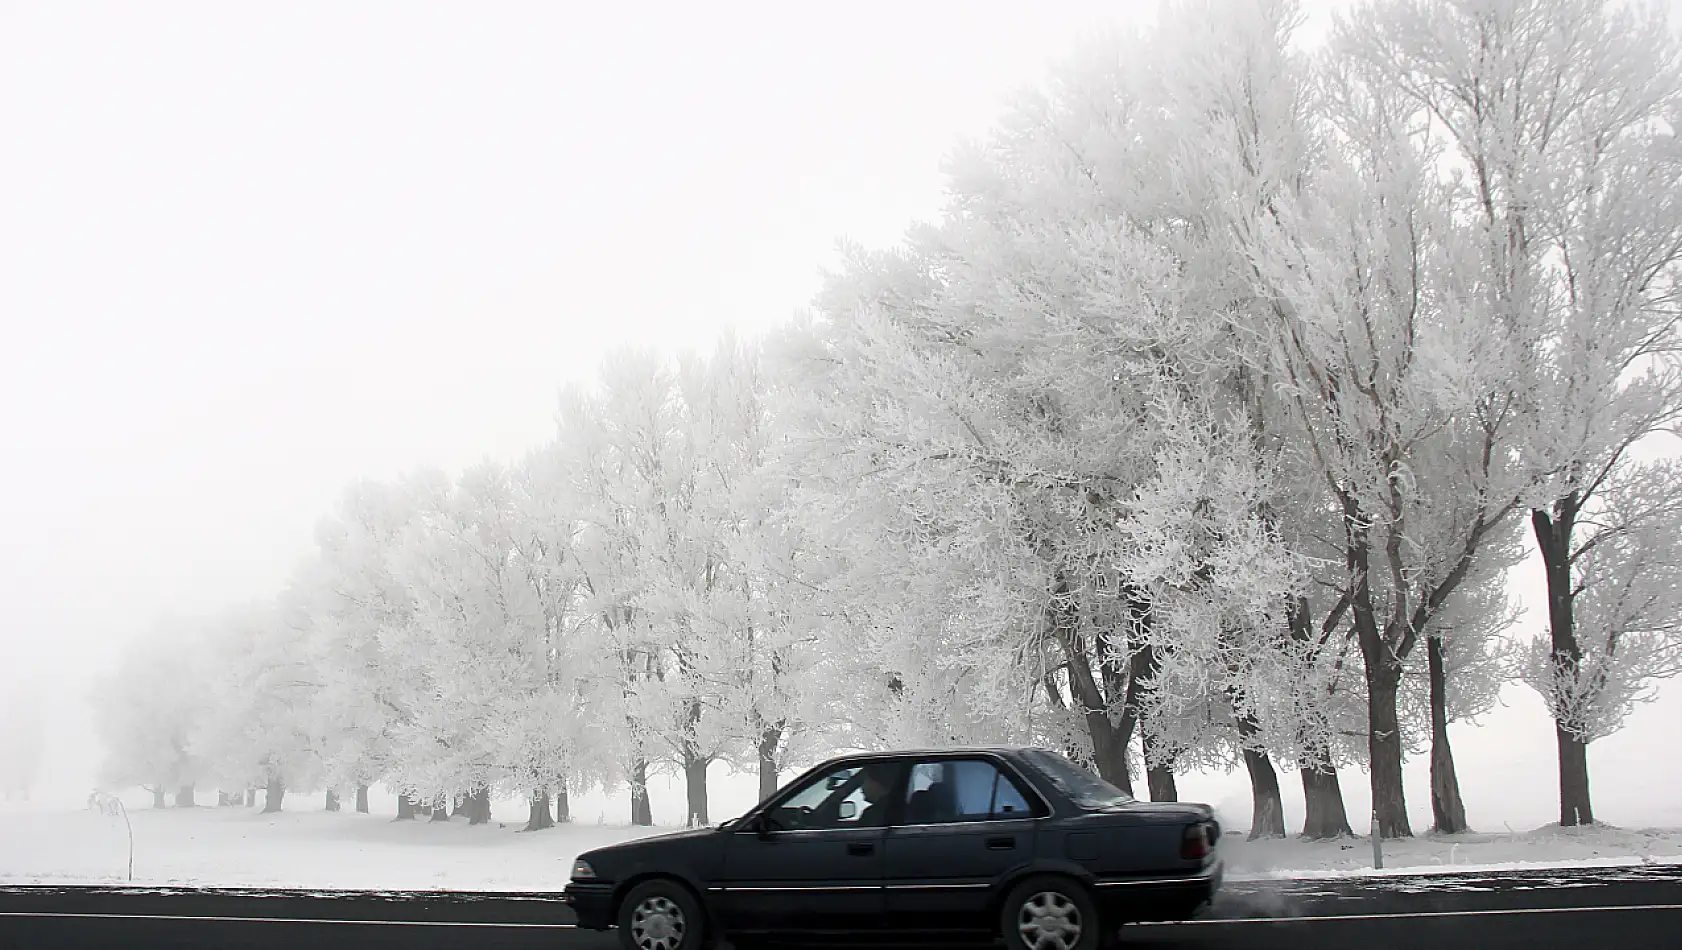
[1020,749,1135,809]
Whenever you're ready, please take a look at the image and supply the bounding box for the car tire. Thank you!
[999,874,1101,950]
[617,878,708,950]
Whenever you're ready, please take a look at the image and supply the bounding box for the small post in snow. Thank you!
[90,791,135,881]
[1370,810,1384,870]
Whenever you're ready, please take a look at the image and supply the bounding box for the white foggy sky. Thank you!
[3,0,1679,802]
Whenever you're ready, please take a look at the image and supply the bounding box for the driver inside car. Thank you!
[851,767,893,827]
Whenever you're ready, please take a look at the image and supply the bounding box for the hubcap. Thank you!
[630,895,687,950]
[1018,890,1083,950]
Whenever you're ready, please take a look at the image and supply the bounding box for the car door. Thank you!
[881,756,1043,933]
[717,760,903,934]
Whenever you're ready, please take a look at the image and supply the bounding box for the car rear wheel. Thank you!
[617,879,706,950]
[1000,875,1101,950]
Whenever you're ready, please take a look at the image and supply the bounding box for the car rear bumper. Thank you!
[562,881,615,930]
[1093,859,1222,923]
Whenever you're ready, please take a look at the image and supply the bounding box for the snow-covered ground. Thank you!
[6,683,1675,890]
[3,799,1679,891]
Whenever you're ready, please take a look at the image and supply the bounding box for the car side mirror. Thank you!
[751,812,774,837]
[838,800,857,820]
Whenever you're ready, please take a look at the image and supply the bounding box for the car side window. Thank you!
[767,762,897,831]
[903,759,1036,824]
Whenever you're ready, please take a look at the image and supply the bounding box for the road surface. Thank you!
[2,863,1678,948]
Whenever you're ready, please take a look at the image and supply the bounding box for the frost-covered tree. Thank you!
[677,336,837,803]
[778,0,1301,805]
[194,602,325,813]
[92,617,216,808]
[1346,0,1682,827]
[558,348,749,827]
[1236,3,1536,836]
[304,472,445,817]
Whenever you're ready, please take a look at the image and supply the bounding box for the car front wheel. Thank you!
[617,879,707,950]
[1000,875,1101,950]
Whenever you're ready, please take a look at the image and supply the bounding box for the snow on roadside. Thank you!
[0,804,670,891]
[4,804,1681,891]
[1220,822,1682,881]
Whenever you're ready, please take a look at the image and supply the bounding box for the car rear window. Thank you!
[1019,749,1136,809]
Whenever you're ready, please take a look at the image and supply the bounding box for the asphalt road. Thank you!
[2,864,1679,949]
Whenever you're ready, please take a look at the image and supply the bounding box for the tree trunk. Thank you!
[1146,763,1178,803]
[429,797,450,822]
[1557,726,1593,827]
[396,793,419,821]
[262,777,285,814]
[1300,763,1353,838]
[355,784,370,814]
[629,759,653,826]
[325,790,340,812]
[683,755,710,827]
[465,786,491,825]
[450,793,467,818]
[1427,635,1469,834]
[151,786,166,809]
[552,778,569,824]
[1141,725,1178,802]
[245,788,256,807]
[1346,492,1412,839]
[1365,668,1409,838]
[1234,711,1285,839]
[756,721,784,802]
[175,784,195,807]
[525,789,554,832]
[1049,575,1135,795]
[1533,503,1594,827]
[217,791,230,807]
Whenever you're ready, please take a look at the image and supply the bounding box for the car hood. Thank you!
[586,826,718,858]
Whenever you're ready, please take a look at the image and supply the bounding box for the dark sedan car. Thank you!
[564,746,1222,950]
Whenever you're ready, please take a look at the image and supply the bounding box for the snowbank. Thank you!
[1219,822,1682,880]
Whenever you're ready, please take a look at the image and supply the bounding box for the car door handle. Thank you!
[846,842,875,856]
[986,836,1015,851]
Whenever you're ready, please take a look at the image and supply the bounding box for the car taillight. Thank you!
[1180,823,1211,860]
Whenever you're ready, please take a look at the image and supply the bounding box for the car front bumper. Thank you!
[562,881,615,930]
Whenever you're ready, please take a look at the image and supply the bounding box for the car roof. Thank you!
[821,745,1045,762]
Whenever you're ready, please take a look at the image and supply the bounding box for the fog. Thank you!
[2,0,1679,816]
